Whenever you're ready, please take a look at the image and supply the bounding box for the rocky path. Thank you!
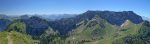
[7,33,13,44]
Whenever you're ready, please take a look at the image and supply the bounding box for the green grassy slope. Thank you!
[0,31,34,44]
[66,15,149,44]
[6,20,26,34]
[0,32,8,44]
[9,31,34,44]
[0,20,35,44]
[113,21,150,44]
[66,15,117,44]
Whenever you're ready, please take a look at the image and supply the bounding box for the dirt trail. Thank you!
[92,41,99,44]
[7,33,13,44]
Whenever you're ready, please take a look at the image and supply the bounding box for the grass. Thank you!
[67,19,146,44]
[0,31,34,44]
[9,31,34,44]
[0,32,8,44]
[7,20,26,33]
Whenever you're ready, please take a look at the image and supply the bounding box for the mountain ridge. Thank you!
[0,10,149,44]
[49,10,143,35]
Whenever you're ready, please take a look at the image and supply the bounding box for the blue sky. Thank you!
[0,0,150,17]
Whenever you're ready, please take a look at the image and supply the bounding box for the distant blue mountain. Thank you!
[0,14,10,19]
[22,16,49,36]
[142,16,150,22]
[39,14,76,21]
[0,19,12,32]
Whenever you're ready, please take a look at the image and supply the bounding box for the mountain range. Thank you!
[0,10,150,44]
[142,16,150,22]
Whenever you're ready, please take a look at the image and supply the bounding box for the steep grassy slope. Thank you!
[9,31,34,44]
[0,32,8,44]
[6,20,26,34]
[0,20,35,44]
[0,31,34,44]
[113,21,150,44]
[66,15,116,44]
[39,27,61,44]
[66,15,147,44]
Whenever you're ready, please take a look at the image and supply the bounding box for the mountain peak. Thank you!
[82,10,143,26]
